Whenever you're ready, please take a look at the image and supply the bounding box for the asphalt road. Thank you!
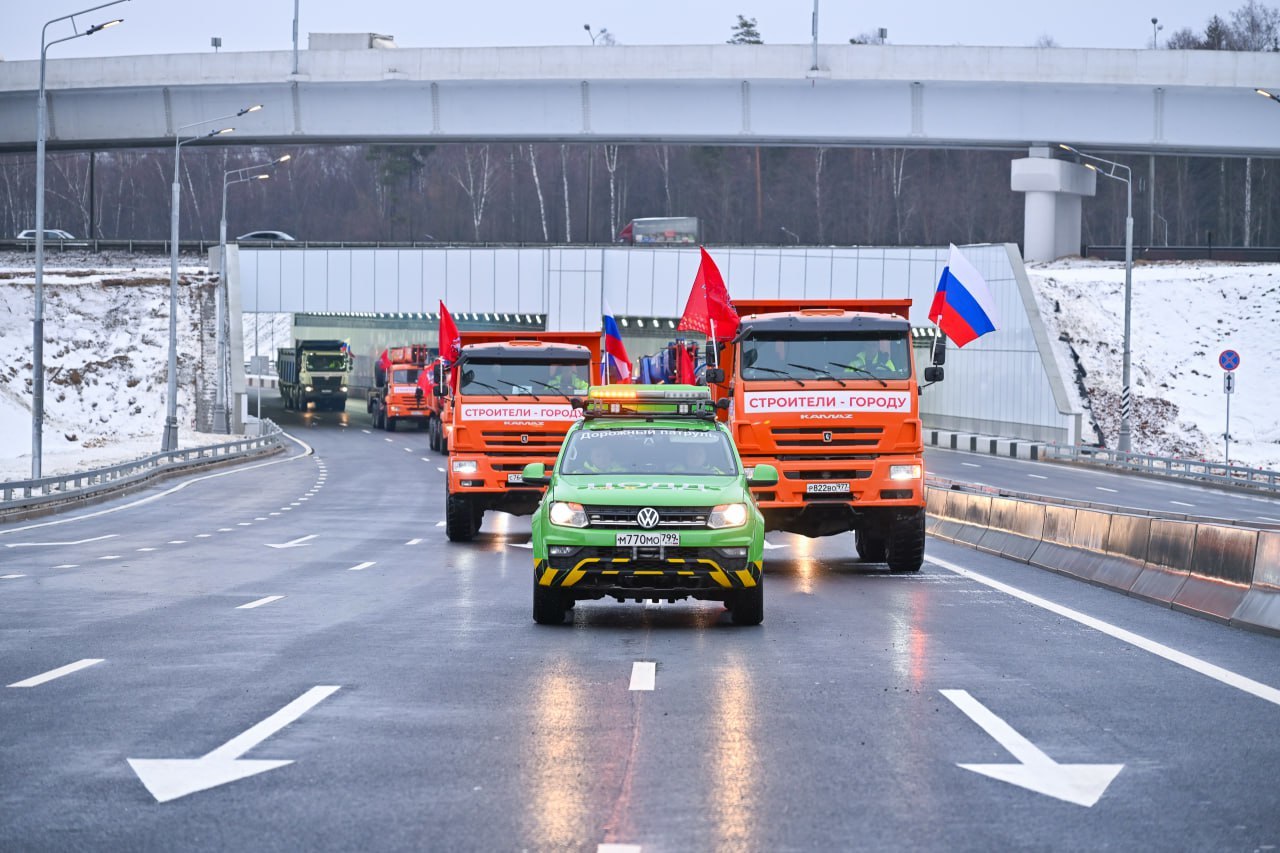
[927,446,1280,526]
[2,396,1278,851]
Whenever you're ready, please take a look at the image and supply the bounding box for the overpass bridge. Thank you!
[3,44,1280,259]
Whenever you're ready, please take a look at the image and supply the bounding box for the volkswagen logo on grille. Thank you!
[520,434,529,444]
[822,430,833,443]
[636,507,660,529]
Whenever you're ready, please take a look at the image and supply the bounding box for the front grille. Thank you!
[768,426,883,449]
[783,470,871,480]
[312,376,344,388]
[582,505,714,528]
[480,430,567,451]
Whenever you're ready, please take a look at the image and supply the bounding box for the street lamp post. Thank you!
[31,1,127,480]
[162,105,261,452]
[1060,143,1134,453]
[215,154,290,433]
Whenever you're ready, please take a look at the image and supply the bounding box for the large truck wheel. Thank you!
[729,584,764,626]
[446,491,478,542]
[385,415,397,432]
[533,574,567,625]
[885,511,926,574]
[428,419,440,452]
[855,529,887,563]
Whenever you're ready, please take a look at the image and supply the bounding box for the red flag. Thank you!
[439,300,461,362]
[377,349,391,373]
[677,344,695,384]
[677,247,739,341]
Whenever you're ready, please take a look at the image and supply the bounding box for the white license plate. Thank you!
[507,473,526,484]
[806,482,850,494]
[616,532,679,547]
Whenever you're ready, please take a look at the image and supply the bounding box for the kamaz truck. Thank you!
[277,339,352,412]
[368,344,434,432]
[703,299,944,573]
[439,331,601,542]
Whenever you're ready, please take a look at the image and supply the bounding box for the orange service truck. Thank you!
[368,344,434,432]
[704,299,945,573]
[439,331,601,541]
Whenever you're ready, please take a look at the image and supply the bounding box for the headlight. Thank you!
[340,386,348,393]
[889,464,922,481]
[707,503,748,529]
[549,501,588,528]
[305,385,314,392]
[452,460,478,474]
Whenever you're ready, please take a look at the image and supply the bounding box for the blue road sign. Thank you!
[1219,349,1241,371]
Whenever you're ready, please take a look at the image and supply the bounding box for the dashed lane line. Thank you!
[629,662,657,691]
[8,658,104,688]
[136,548,156,552]
[961,462,981,468]
[1,574,25,579]
[1258,516,1280,523]
[168,540,186,544]
[1171,500,1196,507]
[928,554,1280,708]
[53,564,77,569]
[406,538,423,545]
[347,561,376,572]
[237,595,285,610]
[98,555,121,561]
[1096,487,1118,493]
[1027,474,1049,480]
[3,533,118,549]
[437,467,446,473]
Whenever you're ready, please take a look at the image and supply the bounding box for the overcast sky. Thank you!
[0,1,1229,61]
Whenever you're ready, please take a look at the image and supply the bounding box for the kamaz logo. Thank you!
[636,507,660,529]
[822,431,833,443]
[520,434,529,444]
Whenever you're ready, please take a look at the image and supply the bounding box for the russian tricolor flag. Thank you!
[929,244,1000,347]
[602,299,632,384]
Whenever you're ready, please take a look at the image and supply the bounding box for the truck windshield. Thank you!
[560,429,737,476]
[392,369,420,383]
[306,355,349,371]
[741,333,911,381]
[460,360,590,396]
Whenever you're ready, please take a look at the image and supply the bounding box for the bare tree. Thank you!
[526,144,550,241]
[603,144,621,240]
[813,148,827,244]
[559,144,572,242]
[450,145,495,241]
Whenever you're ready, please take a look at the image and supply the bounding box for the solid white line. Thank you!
[3,533,119,549]
[961,462,981,468]
[1258,516,1280,523]
[1027,473,1049,480]
[761,540,787,550]
[9,658,104,688]
[347,561,376,572]
[1171,500,1196,507]
[237,595,284,610]
[928,554,1280,707]
[406,538,423,546]
[629,661,656,691]
[1096,486,1118,493]
[1,574,25,579]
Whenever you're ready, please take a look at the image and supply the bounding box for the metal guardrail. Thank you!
[0,422,285,513]
[1042,443,1280,495]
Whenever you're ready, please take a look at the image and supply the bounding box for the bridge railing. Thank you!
[0,422,285,516]
[1043,443,1280,495]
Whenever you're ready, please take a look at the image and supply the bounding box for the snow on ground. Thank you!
[1,251,1277,481]
[1027,258,1280,470]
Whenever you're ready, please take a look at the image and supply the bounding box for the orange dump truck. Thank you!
[704,299,944,572]
[368,344,434,432]
[441,331,601,541]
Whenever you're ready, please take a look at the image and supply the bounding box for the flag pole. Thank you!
[709,318,717,370]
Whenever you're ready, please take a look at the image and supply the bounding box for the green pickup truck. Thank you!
[521,385,778,626]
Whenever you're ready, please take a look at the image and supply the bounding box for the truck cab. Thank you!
[277,339,352,412]
[368,344,434,432]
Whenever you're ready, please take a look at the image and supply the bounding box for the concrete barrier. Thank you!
[1001,500,1046,562]
[1126,519,1195,605]
[1233,530,1280,633]
[1171,524,1256,623]
[955,493,992,547]
[976,497,1020,557]
[1098,513,1151,591]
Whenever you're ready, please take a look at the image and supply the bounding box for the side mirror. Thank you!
[521,462,550,486]
[704,367,726,384]
[923,366,944,383]
[931,335,947,366]
[747,463,779,488]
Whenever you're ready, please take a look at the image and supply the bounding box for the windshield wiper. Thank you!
[788,362,846,387]
[828,361,887,388]
[748,366,805,387]
[493,375,539,400]
[525,378,575,401]
[465,379,510,400]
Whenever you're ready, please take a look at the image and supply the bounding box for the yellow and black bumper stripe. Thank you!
[535,557,762,589]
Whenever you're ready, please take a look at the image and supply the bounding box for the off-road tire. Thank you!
[855,529,887,563]
[730,584,764,626]
[885,511,925,573]
[446,491,477,542]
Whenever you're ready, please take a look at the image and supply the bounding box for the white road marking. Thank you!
[347,561,376,571]
[266,534,316,550]
[961,462,981,468]
[9,658,104,688]
[238,523,252,527]
[1171,500,1196,507]
[1,574,26,579]
[168,540,186,545]
[509,542,534,550]
[941,689,1122,807]
[237,596,284,610]
[1095,487,1118,494]
[421,457,432,462]
[929,555,1280,707]
[53,564,77,569]
[196,534,212,538]
[289,502,301,507]
[1258,516,1280,523]
[404,447,412,453]
[282,508,293,512]
[3,533,118,549]
[218,528,234,532]
[437,467,445,473]
[254,518,267,522]
[761,540,788,550]
[268,513,281,517]
[436,520,446,527]
[136,547,156,552]
[629,662,657,691]
[362,429,371,434]
[1027,474,1049,480]
[385,438,394,443]
[406,538,423,546]
[127,685,341,803]
[98,555,121,560]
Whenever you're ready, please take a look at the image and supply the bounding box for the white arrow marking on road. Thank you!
[629,662,656,691]
[347,561,376,572]
[237,595,284,610]
[4,533,118,549]
[940,689,1122,808]
[9,658,104,688]
[128,685,340,804]
[266,534,317,550]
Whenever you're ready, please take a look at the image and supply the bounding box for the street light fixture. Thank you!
[30,0,128,480]
[214,154,291,434]
[1060,143,1135,453]
[162,104,263,452]
[1256,88,1280,104]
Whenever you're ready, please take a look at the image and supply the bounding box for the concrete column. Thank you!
[1011,146,1096,262]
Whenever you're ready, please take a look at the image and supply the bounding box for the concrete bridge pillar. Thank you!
[1011,146,1097,262]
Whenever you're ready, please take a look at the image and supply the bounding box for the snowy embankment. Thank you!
[0,252,1276,480]
[1027,259,1280,470]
